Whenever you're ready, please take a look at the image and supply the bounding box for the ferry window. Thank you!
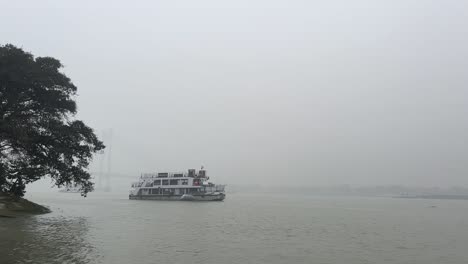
[162,180,169,185]
[170,179,178,185]
[154,180,161,185]
[157,173,168,178]
[181,179,188,185]
[173,174,183,177]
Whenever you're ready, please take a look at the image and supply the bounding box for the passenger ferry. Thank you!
[129,168,225,201]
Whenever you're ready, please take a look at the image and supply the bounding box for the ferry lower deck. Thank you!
[129,192,225,201]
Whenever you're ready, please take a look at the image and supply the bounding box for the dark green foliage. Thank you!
[0,44,104,197]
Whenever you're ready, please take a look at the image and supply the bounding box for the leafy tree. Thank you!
[0,44,104,197]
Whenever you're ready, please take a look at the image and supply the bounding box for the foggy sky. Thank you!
[2,0,467,187]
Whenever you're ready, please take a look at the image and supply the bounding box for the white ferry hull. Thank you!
[129,193,225,201]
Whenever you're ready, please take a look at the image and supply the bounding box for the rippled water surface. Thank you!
[2,192,468,264]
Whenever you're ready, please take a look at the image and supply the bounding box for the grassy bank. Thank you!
[0,193,51,217]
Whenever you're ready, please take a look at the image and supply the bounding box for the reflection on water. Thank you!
[0,215,100,264]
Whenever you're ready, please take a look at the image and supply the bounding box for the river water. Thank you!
[1,191,468,264]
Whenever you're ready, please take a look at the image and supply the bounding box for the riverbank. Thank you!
[0,193,51,217]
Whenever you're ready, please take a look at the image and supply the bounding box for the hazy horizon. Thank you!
[3,0,468,189]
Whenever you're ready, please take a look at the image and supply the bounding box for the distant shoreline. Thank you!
[394,194,468,201]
